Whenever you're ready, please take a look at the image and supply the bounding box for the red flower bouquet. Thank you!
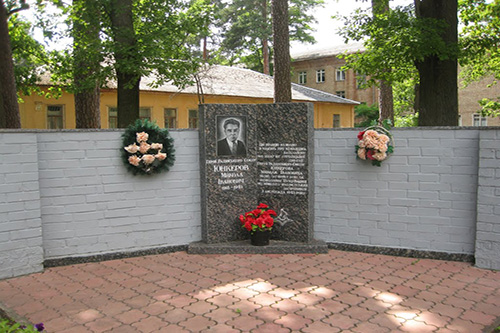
[239,203,277,234]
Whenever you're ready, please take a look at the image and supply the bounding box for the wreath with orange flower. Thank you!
[121,119,175,175]
[355,125,394,167]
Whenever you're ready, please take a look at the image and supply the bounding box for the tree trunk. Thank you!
[414,0,458,126]
[272,0,291,103]
[109,0,141,128]
[73,0,101,129]
[0,3,21,128]
[378,79,394,125]
[372,0,394,125]
[262,0,270,75]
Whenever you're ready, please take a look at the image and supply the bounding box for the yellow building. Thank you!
[19,65,358,130]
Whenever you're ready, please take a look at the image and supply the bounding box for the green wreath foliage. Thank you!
[121,119,175,175]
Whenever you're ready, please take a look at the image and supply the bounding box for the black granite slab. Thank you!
[193,103,324,254]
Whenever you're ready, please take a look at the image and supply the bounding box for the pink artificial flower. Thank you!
[139,142,151,154]
[128,155,141,166]
[155,152,167,161]
[357,147,366,160]
[124,143,139,154]
[151,143,163,150]
[373,151,387,161]
[136,132,149,143]
[142,154,155,165]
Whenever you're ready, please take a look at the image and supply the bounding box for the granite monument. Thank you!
[188,103,327,254]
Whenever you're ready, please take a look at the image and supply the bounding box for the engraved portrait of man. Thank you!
[217,117,247,157]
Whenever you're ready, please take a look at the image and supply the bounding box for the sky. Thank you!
[20,0,414,55]
[290,0,413,55]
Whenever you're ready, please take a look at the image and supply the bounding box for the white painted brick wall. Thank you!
[475,130,500,270]
[1,127,499,279]
[314,128,482,255]
[38,130,201,259]
[0,133,43,279]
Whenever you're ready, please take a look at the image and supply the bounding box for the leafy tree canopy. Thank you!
[338,0,500,118]
[25,0,214,92]
[336,4,451,86]
[6,1,47,97]
[459,0,500,117]
[213,0,323,72]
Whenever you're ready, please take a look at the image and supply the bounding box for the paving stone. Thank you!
[0,250,498,333]
[302,320,341,332]
[275,312,312,331]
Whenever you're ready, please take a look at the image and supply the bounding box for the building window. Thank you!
[316,69,325,83]
[356,73,366,89]
[473,113,487,126]
[164,108,177,128]
[109,107,118,129]
[333,114,341,128]
[189,109,199,128]
[336,91,346,98]
[47,105,64,129]
[139,107,151,121]
[298,71,307,84]
[336,68,346,81]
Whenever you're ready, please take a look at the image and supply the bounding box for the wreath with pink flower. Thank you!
[355,125,394,166]
[121,119,175,175]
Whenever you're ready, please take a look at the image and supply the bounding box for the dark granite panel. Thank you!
[256,103,314,242]
[200,104,259,243]
[198,103,316,249]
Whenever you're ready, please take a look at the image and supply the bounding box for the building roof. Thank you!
[291,42,365,61]
[139,65,359,105]
[39,65,359,105]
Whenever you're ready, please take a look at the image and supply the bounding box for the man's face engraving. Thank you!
[224,124,240,143]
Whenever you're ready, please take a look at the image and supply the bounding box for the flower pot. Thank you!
[251,230,271,246]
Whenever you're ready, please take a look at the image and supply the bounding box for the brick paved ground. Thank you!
[0,250,499,332]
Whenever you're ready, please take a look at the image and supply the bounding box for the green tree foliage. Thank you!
[214,0,323,73]
[44,0,213,127]
[8,14,47,97]
[354,103,378,127]
[459,0,500,117]
[337,3,455,85]
[338,1,459,126]
[1,0,29,128]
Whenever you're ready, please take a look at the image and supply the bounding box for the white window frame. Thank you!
[472,113,487,126]
[298,71,307,84]
[316,69,325,83]
[336,68,346,81]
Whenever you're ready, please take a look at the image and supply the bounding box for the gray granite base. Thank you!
[43,245,188,268]
[188,239,328,254]
[327,242,474,262]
